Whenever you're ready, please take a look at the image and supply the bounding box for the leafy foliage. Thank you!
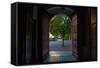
[49,14,71,39]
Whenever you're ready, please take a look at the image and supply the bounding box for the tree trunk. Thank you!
[62,37,64,47]
[69,34,71,40]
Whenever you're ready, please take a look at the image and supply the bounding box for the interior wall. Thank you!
[41,8,49,61]
[26,5,35,64]
[71,13,78,58]
[77,7,96,61]
[90,8,97,60]
[17,3,27,65]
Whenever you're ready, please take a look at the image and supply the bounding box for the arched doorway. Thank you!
[48,14,75,62]
[11,3,97,65]
[39,7,78,63]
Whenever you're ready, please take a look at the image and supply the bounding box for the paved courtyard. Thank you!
[49,39,72,51]
[48,39,77,62]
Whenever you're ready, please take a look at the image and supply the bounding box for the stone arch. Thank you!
[40,6,78,62]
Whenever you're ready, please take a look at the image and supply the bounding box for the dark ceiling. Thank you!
[39,5,77,16]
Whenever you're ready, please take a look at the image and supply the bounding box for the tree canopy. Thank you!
[49,14,71,39]
[49,14,71,46]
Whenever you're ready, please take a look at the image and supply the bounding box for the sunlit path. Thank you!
[46,39,77,62]
[49,51,76,62]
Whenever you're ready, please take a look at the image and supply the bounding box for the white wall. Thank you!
[0,0,99,68]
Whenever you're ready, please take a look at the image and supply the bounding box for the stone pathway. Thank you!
[47,40,77,62]
[49,40,72,51]
[49,51,77,62]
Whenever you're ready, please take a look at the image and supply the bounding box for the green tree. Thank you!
[49,14,71,47]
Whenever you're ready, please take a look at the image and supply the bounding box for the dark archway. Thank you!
[36,6,97,63]
[38,6,78,63]
[11,3,97,65]
[48,14,75,62]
